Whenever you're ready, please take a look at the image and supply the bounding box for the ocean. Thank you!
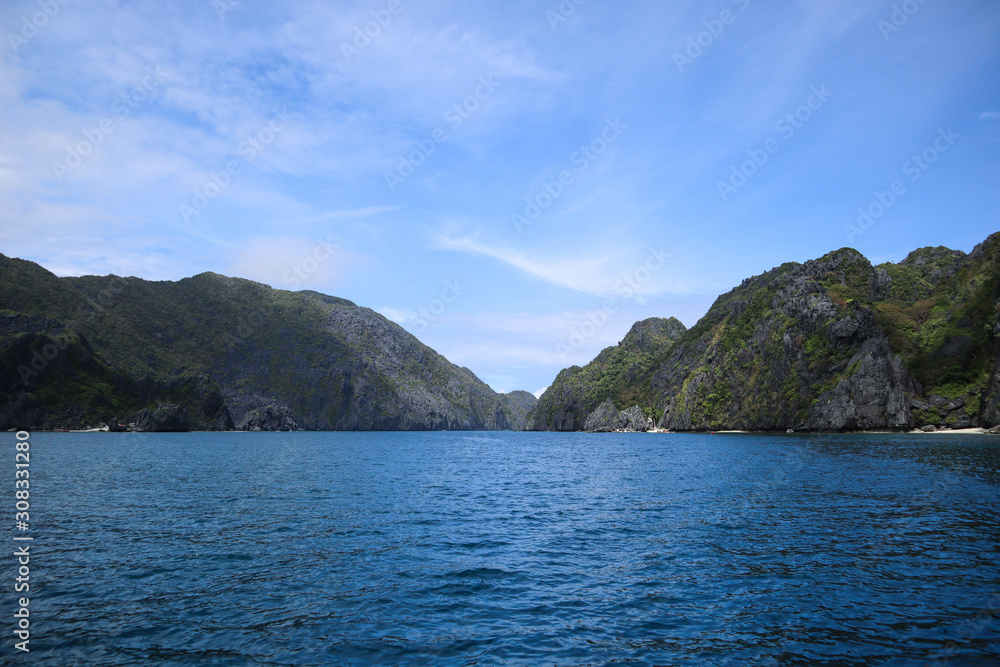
[7,431,1000,665]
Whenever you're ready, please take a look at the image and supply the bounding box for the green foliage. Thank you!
[966,394,981,419]
[873,239,997,397]
[1,254,531,431]
[530,318,687,429]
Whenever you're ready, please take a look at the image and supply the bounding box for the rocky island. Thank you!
[528,233,1000,433]
[0,256,536,431]
[3,232,999,433]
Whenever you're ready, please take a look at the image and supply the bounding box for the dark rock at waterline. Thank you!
[237,405,298,431]
[584,399,650,432]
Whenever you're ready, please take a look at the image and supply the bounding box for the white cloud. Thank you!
[435,232,709,298]
[980,111,1000,120]
[533,386,549,399]
[227,236,351,291]
[437,233,633,296]
[378,307,416,324]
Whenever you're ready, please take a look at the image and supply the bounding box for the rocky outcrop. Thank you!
[498,391,538,431]
[144,376,234,431]
[0,312,67,337]
[806,337,918,430]
[0,254,533,432]
[130,404,191,432]
[584,399,650,432]
[651,249,920,431]
[535,235,1000,432]
[527,317,686,431]
[583,399,619,432]
[237,405,298,431]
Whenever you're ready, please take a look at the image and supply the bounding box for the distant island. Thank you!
[3,232,999,433]
[0,256,535,432]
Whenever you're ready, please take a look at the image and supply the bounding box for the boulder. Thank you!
[619,405,649,432]
[584,399,650,432]
[237,405,298,431]
[584,399,620,432]
[131,404,193,432]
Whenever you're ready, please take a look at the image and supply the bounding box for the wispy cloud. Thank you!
[437,233,629,296]
[1,0,997,395]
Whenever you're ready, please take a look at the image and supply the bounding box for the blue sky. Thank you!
[1,0,999,395]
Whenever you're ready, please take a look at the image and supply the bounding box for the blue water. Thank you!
[5,431,1000,665]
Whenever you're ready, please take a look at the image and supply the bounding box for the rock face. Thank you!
[650,249,920,430]
[131,404,193,432]
[583,399,650,432]
[804,337,918,431]
[583,399,619,432]
[498,391,539,431]
[526,317,686,431]
[535,233,1000,432]
[237,405,298,431]
[0,254,534,431]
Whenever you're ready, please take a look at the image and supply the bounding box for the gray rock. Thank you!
[945,397,966,412]
[619,405,649,432]
[584,399,620,432]
[238,405,298,431]
[807,338,918,431]
[131,404,193,432]
[584,399,650,432]
[871,267,893,300]
[655,249,921,432]
[922,425,937,432]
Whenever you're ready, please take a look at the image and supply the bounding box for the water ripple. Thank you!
[11,431,1000,665]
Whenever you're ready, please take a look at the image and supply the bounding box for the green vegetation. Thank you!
[528,317,686,430]
[534,234,1000,432]
[0,255,534,431]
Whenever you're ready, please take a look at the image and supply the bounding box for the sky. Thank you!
[1,0,999,396]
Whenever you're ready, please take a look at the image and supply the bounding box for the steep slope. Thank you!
[0,312,234,431]
[526,317,686,431]
[531,233,1000,432]
[652,249,918,431]
[874,237,1000,428]
[0,255,535,431]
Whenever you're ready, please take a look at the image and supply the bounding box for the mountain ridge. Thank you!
[528,233,1000,432]
[0,255,535,431]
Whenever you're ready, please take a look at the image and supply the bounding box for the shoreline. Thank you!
[8,427,999,436]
